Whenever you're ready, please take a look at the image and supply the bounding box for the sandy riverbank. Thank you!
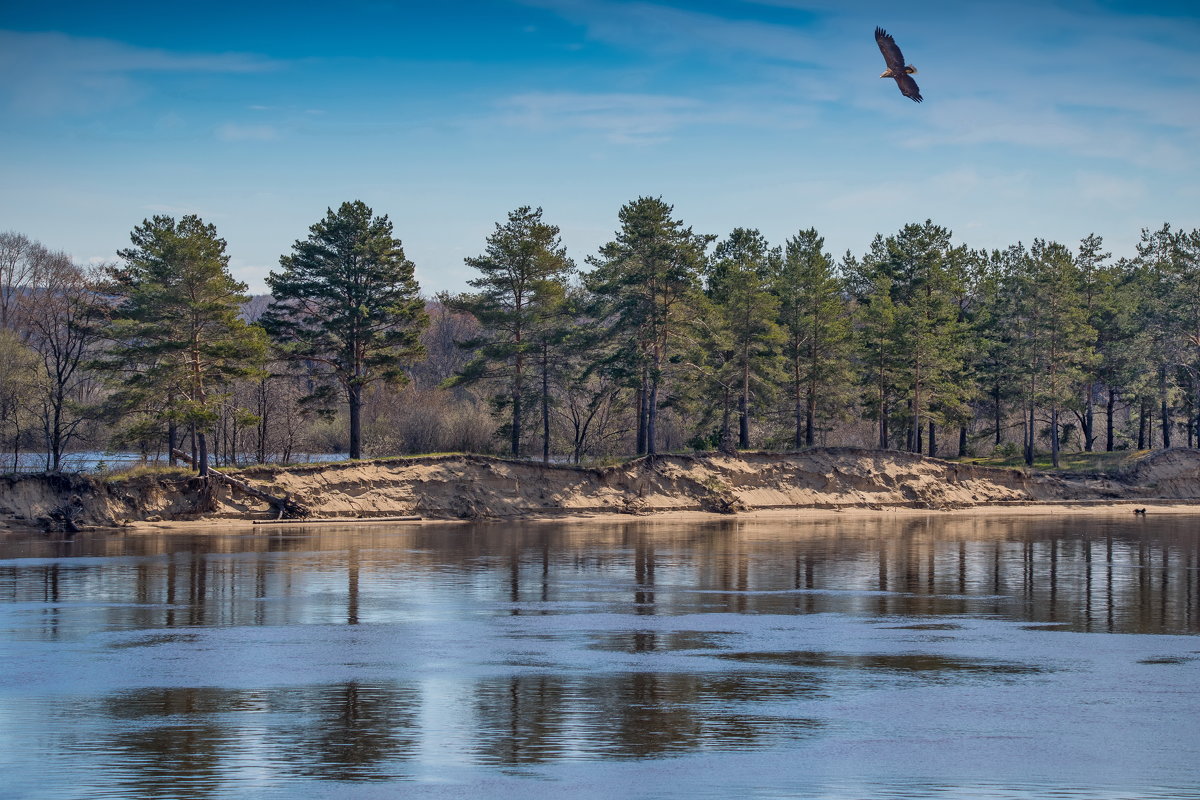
[2,447,1199,534]
[103,501,1198,536]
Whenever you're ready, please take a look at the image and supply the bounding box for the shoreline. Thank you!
[93,500,1200,536]
[4,448,1199,535]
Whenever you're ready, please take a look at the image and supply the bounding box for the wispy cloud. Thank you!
[522,0,1200,166]
[0,30,276,115]
[498,91,701,143]
[520,0,824,65]
[215,123,280,142]
[496,90,811,143]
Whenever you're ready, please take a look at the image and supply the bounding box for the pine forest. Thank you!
[2,198,1198,474]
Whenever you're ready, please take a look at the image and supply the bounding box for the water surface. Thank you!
[1,513,1198,799]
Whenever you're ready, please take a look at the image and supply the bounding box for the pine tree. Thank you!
[585,197,711,455]
[106,215,265,476]
[856,273,900,449]
[774,229,852,448]
[1130,225,1183,449]
[859,221,964,454]
[264,201,426,460]
[1030,239,1095,467]
[1174,229,1200,446]
[449,206,573,459]
[1075,234,1113,451]
[708,228,783,449]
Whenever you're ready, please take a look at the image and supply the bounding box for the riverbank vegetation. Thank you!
[1,200,1198,474]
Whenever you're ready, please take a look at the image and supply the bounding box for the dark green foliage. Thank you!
[856,221,966,454]
[586,197,711,455]
[708,228,783,450]
[263,201,427,460]
[105,215,266,475]
[448,206,573,459]
[12,205,1200,468]
[774,229,852,448]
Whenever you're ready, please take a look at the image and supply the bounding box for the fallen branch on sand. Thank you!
[252,515,420,525]
[171,449,311,519]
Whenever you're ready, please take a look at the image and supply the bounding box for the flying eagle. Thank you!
[875,27,922,103]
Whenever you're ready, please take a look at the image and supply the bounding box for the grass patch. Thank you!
[99,464,195,483]
[952,449,1149,474]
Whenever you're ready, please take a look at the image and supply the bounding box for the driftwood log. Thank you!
[171,450,311,519]
[252,515,420,525]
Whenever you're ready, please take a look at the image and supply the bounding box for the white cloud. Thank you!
[520,0,822,64]
[497,91,704,143]
[495,90,812,143]
[0,29,275,115]
[521,0,1200,167]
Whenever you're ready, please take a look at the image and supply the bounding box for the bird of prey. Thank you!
[875,27,922,103]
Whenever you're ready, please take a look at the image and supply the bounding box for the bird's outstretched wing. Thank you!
[896,72,922,103]
[875,27,906,74]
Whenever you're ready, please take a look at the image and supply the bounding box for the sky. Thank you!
[2,0,1198,294]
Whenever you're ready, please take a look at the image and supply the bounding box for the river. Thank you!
[1,512,1198,799]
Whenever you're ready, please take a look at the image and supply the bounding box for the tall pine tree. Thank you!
[708,228,783,449]
[264,201,426,460]
[774,229,852,448]
[586,197,710,455]
[449,206,573,459]
[106,215,265,476]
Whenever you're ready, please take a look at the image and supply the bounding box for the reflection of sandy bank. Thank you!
[3,447,1200,532]
[115,501,1200,535]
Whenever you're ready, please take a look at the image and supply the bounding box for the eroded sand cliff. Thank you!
[3,448,1198,532]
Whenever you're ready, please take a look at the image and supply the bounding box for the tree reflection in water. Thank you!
[1,512,1197,797]
[66,682,419,796]
[1,514,1197,636]
[473,672,821,765]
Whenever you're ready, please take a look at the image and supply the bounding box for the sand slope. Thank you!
[3,447,1198,531]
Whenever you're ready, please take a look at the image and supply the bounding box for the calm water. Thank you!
[1,513,1198,799]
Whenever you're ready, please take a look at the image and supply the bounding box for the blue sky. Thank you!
[2,0,1197,293]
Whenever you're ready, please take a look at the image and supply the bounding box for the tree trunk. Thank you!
[739,362,750,449]
[49,389,64,471]
[197,431,210,476]
[646,345,661,456]
[168,420,178,466]
[646,378,658,455]
[958,425,967,458]
[928,421,936,458]
[1050,407,1060,468]
[805,386,816,448]
[541,341,550,464]
[993,383,1002,446]
[256,380,268,465]
[635,378,647,456]
[348,384,362,460]
[1137,400,1147,449]
[912,379,922,454]
[1084,383,1095,452]
[1106,388,1115,452]
[511,372,522,458]
[1025,403,1035,466]
[793,351,803,449]
[1160,366,1171,449]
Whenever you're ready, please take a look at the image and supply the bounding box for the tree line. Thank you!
[1,198,1197,474]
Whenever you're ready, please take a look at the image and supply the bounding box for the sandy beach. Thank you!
[4,448,1199,535]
